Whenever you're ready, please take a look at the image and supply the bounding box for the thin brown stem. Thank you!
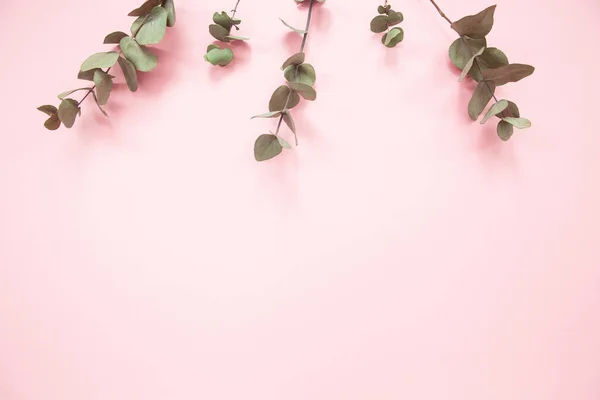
[428,0,452,25]
[274,0,316,145]
[231,0,242,19]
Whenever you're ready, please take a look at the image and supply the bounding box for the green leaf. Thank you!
[57,98,80,129]
[118,56,138,92]
[163,0,176,27]
[281,52,305,70]
[231,18,242,25]
[377,5,386,14]
[277,135,292,149]
[204,47,233,66]
[481,99,509,124]
[497,120,513,141]
[207,44,219,53]
[451,5,496,39]
[131,16,145,36]
[386,11,404,26]
[128,0,160,16]
[209,24,230,42]
[80,51,119,72]
[382,27,404,48]
[283,63,316,86]
[91,91,109,117]
[468,81,496,121]
[448,37,486,70]
[104,31,128,44]
[136,6,168,45]
[288,82,316,101]
[37,105,58,116]
[58,87,92,100]
[459,46,485,81]
[499,101,520,118]
[280,18,306,35]
[282,110,296,133]
[78,68,101,81]
[93,70,113,105]
[254,134,283,162]
[503,117,531,129]
[370,15,388,33]
[213,12,232,31]
[44,115,61,130]
[269,85,300,111]
[252,111,282,119]
[482,63,535,86]
[479,47,509,69]
[120,36,158,72]
[225,35,250,41]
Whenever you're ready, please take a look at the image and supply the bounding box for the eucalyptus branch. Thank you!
[205,1,249,67]
[370,2,404,48]
[37,0,176,130]
[252,0,324,162]
[428,1,535,141]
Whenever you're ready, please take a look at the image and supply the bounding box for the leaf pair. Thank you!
[208,11,248,43]
[128,0,176,27]
[370,4,404,48]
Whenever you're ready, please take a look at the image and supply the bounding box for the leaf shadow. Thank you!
[283,31,302,55]
[208,40,252,81]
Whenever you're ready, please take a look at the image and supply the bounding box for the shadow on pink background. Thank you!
[1,0,599,399]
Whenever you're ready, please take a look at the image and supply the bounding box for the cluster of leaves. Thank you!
[205,8,249,67]
[252,0,320,162]
[37,0,176,130]
[370,3,404,48]
[446,5,534,140]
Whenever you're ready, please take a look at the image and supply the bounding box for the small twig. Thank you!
[428,0,452,25]
[231,0,242,19]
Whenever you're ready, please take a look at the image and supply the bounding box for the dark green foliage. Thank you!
[371,2,404,48]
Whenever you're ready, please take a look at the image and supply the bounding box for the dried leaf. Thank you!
[459,46,485,81]
[44,115,61,130]
[468,81,496,120]
[451,5,496,39]
[448,37,486,70]
[254,134,283,161]
[281,52,306,70]
[57,98,80,128]
[269,86,300,111]
[37,105,58,116]
[482,63,535,86]
[284,63,316,86]
[288,82,316,101]
[481,99,509,124]
[497,120,513,141]
[78,69,101,81]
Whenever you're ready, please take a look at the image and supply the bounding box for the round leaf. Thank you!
[497,120,514,141]
[213,12,232,31]
[448,37,486,70]
[377,5,386,14]
[269,86,300,112]
[254,134,283,162]
[382,27,404,48]
[120,36,158,72]
[283,63,316,86]
[281,52,305,70]
[370,15,388,33]
[288,82,316,101]
[204,47,233,66]
[80,51,119,72]
[44,115,61,131]
[209,24,230,42]
[386,11,404,26]
[57,99,80,129]
[479,47,509,69]
[136,6,168,45]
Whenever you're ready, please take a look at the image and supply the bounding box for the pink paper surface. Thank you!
[1,0,599,399]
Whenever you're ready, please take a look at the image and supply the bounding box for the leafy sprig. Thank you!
[37,0,176,130]
[205,0,249,67]
[252,0,322,162]
[429,1,534,141]
[370,0,404,48]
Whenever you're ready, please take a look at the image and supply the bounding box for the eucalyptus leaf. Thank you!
[503,117,531,129]
[57,98,80,128]
[118,56,138,92]
[80,51,119,72]
[254,134,283,162]
[481,99,509,124]
[128,0,160,17]
[288,82,316,101]
[382,27,404,47]
[482,63,535,86]
[58,87,92,100]
[370,15,388,33]
[468,81,496,120]
[281,52,305,70]
[91,91,109,117]
[497,120,513,141]
[207,44,219,52]
[93,70,113,105]
[163,0,176,27]
[204,47,233,66]
[386,11,404,26]
[280,18,306,35]
[499,101,520,118]
[479,47,509,69]
[451,5,496,39]
[277,135,292,149]
[103,31,129,44]
[213,12,232,31]
[459,46,484,81]
[37,105,58,116]
[251,111,282,119]
[225,35,250,41]
[209,24,230,42]
[377,5,386,14]
[282,110,296,133]
[120,36,158,72]
[78,68,101,81]
[284,63,316,86]
[131,16,145,36]
[269,86,300,111]
[136,6,168,45]
[44,115,61,130]
[448,37,486,70]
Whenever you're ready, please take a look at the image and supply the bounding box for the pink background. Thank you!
[1,0,600,399]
